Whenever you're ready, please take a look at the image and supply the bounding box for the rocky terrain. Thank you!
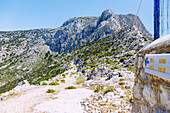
[0,9,153,113]
[0,62,134,113]
[42,9,152,53]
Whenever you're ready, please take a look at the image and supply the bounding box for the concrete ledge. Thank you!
[138,34,170,54]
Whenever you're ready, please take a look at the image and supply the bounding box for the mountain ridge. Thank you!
[42,9,152,54]
[0,9,152,94]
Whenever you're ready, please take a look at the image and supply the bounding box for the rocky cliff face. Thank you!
[42,9,152,53]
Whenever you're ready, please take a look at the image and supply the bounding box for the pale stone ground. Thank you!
[34,88,93,113]
[0,62,93,113]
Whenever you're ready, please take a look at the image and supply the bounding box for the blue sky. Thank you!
[0,0,153,34]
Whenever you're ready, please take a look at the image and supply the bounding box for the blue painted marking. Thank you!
[145,57,149,66]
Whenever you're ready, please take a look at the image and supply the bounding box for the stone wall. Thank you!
[132,34,170,113]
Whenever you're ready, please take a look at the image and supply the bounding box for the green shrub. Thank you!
[46,89,55,93]
[55,79,59,82]
[94,84,104,93]
[76,77,85,84]
[103,86,116,94]
[104,52,113,56]
[126,53,134,57]
[119,78,125,81]
[68,62,71,66]
[49,82,59,85]
[65,86,76,90]
[127,66,134,71]
[120,57,125,62]
[62,74,66,78]
[113,65,120,69]
[142,37,148,41]
[134,43,139,46]
[119,82,125,85]
[105,58,114,64]
[60,79,65,83]
[42,82,48,85]
[128,40,133,43]
[82,68,86,73]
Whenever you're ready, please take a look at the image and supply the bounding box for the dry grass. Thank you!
[65,86,76,90]
[60,79,65,83]
[76,77,85,84]
[49,82,59,85]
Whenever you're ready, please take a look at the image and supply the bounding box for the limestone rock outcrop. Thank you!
[42,9,152,53]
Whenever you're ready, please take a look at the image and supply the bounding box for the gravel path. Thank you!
[0,76,76,113]
[34,88,93,113]
[0,62,93,113]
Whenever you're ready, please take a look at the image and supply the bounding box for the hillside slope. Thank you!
[0,9,153,94]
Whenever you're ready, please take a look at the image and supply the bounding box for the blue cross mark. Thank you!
[145,57,149,66]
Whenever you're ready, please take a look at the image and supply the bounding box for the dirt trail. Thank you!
[0,75,76,113]
[0,62,92,113]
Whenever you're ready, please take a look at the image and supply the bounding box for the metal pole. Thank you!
[154,0,160,40]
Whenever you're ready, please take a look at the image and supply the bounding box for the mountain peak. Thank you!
[100,9,115,21]
[96,9,115,27]
[42,9,152,53]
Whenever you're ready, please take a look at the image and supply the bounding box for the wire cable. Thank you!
[124,0,143,48]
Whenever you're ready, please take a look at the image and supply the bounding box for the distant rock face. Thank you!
[42,9,152,53]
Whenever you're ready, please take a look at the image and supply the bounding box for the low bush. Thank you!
[65,86,76,90]
[120,57,125,62]
[94,84,104,93]
[103,86,116,94]
[49,82,59,85]
[55,79,59,82]
[112,65,120,69]
[142,37,148,41]
[76,77,85,84]
[119,82,125,85]
[42,82,48,85]
[60,79,65,83]
[62,74,66,78]
[127,66,134,71]
[46,89,55,93]
[119,78,125,81]
[82,68,86,73]
[126,53,134,57]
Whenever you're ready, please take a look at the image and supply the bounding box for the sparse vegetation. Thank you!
[94,84,104,93]
[0,20,152,94]
[103,86,116,94]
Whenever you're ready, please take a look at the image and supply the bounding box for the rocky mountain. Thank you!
[0,9,153,94]
[42,9,152,53]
